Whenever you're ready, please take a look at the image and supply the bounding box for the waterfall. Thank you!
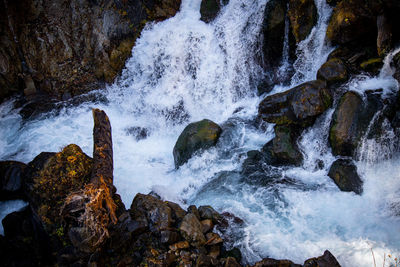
[0,0,400,266]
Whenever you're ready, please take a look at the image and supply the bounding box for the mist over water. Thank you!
[1,0,400,266]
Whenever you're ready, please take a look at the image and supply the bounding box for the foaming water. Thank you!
[290,0,333,86]
[0,0,400,266]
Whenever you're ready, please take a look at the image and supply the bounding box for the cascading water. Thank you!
[1,0,400,266]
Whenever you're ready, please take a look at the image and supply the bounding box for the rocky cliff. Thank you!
[0,0,181,103]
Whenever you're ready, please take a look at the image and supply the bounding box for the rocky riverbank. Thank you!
[1,0,400,265]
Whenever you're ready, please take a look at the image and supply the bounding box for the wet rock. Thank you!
[173,119,222,168]
[160,230,180,245]
[198,205,222,224]
[201,219,214,233]
[188,204,201,220]
[225,257,241,267]
[261,0,296,74]
[264,125,303,166]
[252,258,301,267]
[288,0,318,43]
[205,232,223,246]
[221,247,242,263]
[209,245,220,258]
[328,159,363,194]
[377,14,393,57]
[329,91,382,157]
[179,213,207,247]
[166,201,187,222]
[326,0,376,45]
[169,240,190,251]
[0,0,181,104]
[2,206,52,265]
[317,58,348,86]
[329,91,363,157]
[258,80,332,127]
[200,0,221,23]
[130,193,173,233]
[19,96,59,120]
[304,250,341,267]
[360,58,384,75]
[0,161,27,200]
[197,253,214,267]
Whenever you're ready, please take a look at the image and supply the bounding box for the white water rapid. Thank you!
[1,0,400,266]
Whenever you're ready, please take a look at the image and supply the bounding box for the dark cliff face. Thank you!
[0,0,181,103]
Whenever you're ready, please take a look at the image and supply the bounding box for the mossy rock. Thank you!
[173,119,222,168]
[264,125,303,166]
[317,58,348,85]
[31,144,92,241]
[360,58,383,74]
[326,0,376,45]
[258,80,332,127]
[288,0,318,43]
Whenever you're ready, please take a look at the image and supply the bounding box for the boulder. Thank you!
[304,250,341,267]
[0,161,27,200]
[30,143,93,236]
[258,80,332,127]
[130,193,173,233]
[200,0,221,23]
[2,206,52,265]
[328,159,363,194]
[329,91,382,157]
[329,91,363,156]
[317,58,348,86]
[198,205,222,224]
[326,0,376,45]
[173,119,222,168]
[179,213,207,247]
[288,0,318,43]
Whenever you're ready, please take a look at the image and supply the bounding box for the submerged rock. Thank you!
[317,58,348,86]
[173,119,222,168]
[328,159,363,194]
[264,125,303,166]
[258,80,332,127]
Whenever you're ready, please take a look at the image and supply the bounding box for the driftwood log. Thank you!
[61,109,117,253]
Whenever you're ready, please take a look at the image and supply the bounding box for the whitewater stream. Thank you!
[1,0,400,266]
